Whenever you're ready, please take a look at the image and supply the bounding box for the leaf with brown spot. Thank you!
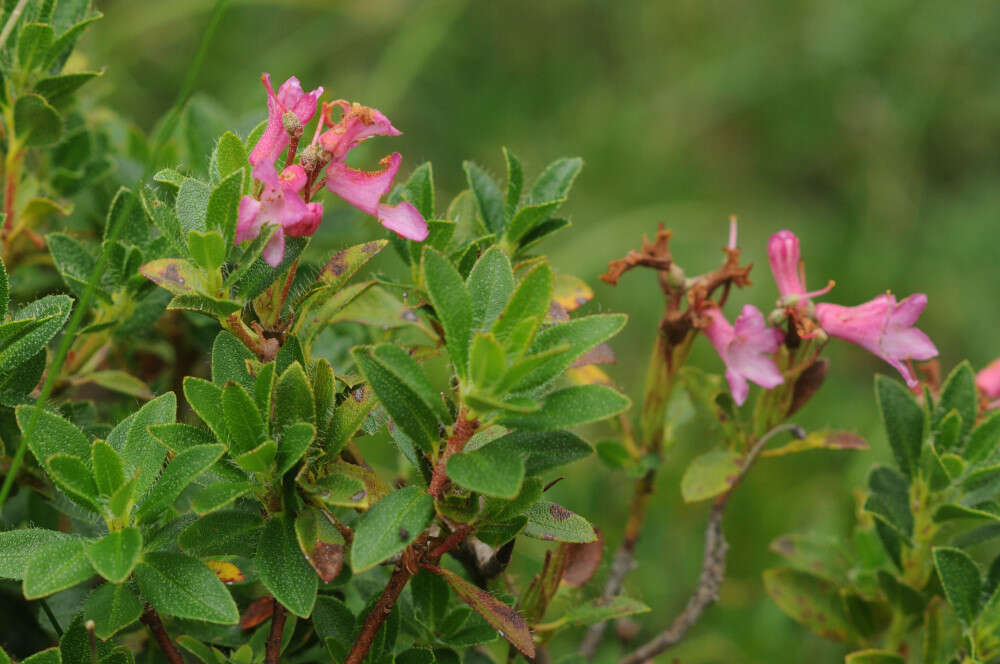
[552,273,593,313]
[319,240,388,290]
[562,528,604,587]
[140,258,205,295]
[680,448,742,503]
[523,500,597,543]
[763,567,855,642]
[760,430,868,458]
[205,560,245,584]
[240,596,274,630]
[768,534,851,584]
[427,564,535,658]
[295,507,346,583]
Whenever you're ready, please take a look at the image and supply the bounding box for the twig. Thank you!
[428,408,478,498]
[578,469,656,656]
[616,423,801,664]
[265,602,288,664]
[140,607,185,664]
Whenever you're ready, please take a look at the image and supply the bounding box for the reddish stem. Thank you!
[265,602,288,664]
[428,408,478,498]
[344,546,421,664]
[140,608,185,664]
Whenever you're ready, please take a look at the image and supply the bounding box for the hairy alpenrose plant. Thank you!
[1,3,1000,664]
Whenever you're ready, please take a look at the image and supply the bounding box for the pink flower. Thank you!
[815,294,938,388]
[702,305,785,406]
[977,359,1000,410]
[319,101,428,241]
[248,73,323,184]
[235,164,323,267]
[768,230,833,307]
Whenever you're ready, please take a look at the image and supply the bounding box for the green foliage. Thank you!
[134,552,239,624]
[351,486,434,572]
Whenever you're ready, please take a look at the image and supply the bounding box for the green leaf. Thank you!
[933,547,982,626]
[139,258,205,295]
[14,94,63,146]
[190,481,253,515]
[507,313,627,392]
[876,571,925,616]
[844,651,905,664]
[447,445,525,499]
[524,500,596,543]
[498,385,630,431]
[423,248,474,378]
[482,430,591,475]
[176,177,211,233]
[148,422,215,453]
[965,411,1000,463]
[935,361,977,440]
[554,596,650,628]
[233,439,277,473]
[45,453,100,511]
[506,201,562,247]
[23,538,94,599]
[469,333,506,390]
[168,293,242,317]
[18,22,54,71]
[222,381,265,455]
[135,551,238,623]
[875,375,925,477]
[206,169,243,248]
[20,649,59,664]
[184,377,228,444]
[141,190,188,258]
[0,255,8,320]
[351,347,440,454]
[529,157,583,205]
[517,217,571,253]
[215,131,248,180]
[85,528,142,583]
[272,362,315,435]
[429,564,534,658]
[79,370,154,400]
[135,444,225,523]
[317,240,387,292]
[0,529,74,579]
[327,384,377,457]
[463,162,505,235]
[118,392,176,497]
[865,466,914,537]
[210,331,254,390]
[256,514,317,618]
[502,147,523,219]
[276,422,315,476]
[2,294,72,373]
[84,582,144,639]
[402,162,434,218]
[492,263,553,346]
[34,72,100,104]
[763,567,854,642]
[466,247,514,331]
[188,230,227,271]
[108,477,138,523]
[351,486,434,572]
[179,510,262,558]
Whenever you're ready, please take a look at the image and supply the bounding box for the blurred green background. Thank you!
[82,1,1000,661]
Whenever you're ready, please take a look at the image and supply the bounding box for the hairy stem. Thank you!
[428,408,478,498]
[140,608,185,664]
[265,602,288,664]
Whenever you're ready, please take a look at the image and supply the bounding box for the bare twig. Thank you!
[615,423,801,664]
[265,602,288,664]
[140,607,185,664]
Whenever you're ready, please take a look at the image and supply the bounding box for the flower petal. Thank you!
[320,102,401,160]
[235,196,263,244]
[261,225,286,267]
[725,368,750,406]
[285,202,324,238]
[325,152,401,216]
[377,201,428,241]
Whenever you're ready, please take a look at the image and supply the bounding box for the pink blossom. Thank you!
[235,164,323,267]
[248,73,323,184]
[977,358,1000,410]
[768,229,833,306]
[319,101,428,241]
[702,305,785,406]
[815,294,938,388]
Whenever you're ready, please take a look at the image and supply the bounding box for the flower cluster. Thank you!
[702,227,937,405]
[236,74,429,266]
